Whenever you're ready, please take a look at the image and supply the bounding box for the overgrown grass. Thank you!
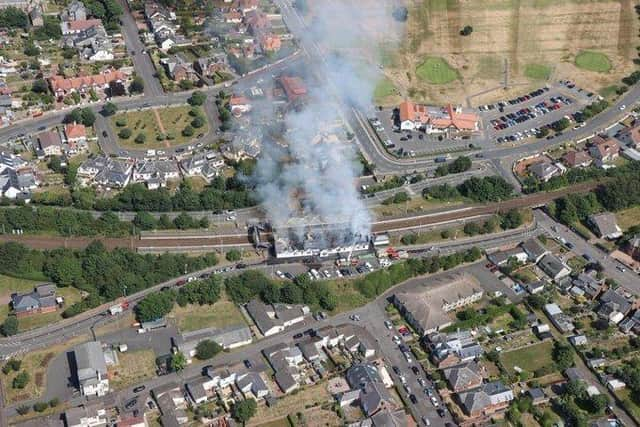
[524,63,551,80]
[575,51,612,73]
[169,296,246,332]
[373,78,398,102]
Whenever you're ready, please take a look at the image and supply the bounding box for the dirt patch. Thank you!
[39,353,54,368]
[380,0,638,105]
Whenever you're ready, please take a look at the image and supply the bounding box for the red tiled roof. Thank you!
[230,96,249,105]
[279,76,307,102]
[562,150,592,167]
[49,70,127,93]
[399,101,478,131]
[65,123,86,139]
[67,19,102,32]
[399,101,429,124]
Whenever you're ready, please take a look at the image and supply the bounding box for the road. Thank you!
[534,210,640,291]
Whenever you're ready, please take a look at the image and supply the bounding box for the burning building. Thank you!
[273,223,372,260]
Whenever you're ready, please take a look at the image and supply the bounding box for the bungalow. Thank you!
[37,130,63,157]
[538,253,571,282]
[172,324,252,361]
[589,212,622,240]
[487,247,528,266]
[521,238,549,264]
[617,124,640,149]
[11,284,58,317]
[133,159,180,189]
[179,152,224,182]
[569,335,588,346]
[278,75,307,103]
[562,150,593,168]
[229,95,251,115]
[529,162,561,182]
[589,136,620,167]
[78,156,133,188]
[236,372,270,399]
[65,404,107,427]
[186,377,209,404]
[246,299,308,336]
[60,18,103,35]
[457,381,514,418]
[544,303,575,333]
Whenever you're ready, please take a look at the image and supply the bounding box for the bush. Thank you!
[182,125,194,137]
[134,133,146,144]
[48,398,59,407]
[12,371,29,389]
[1,315,18,336]
[191,116,205,128]
[15,405,30,415]
[118,128,132,139]
[195,339,222,360]
[33,402,48,412]
[226,249,242,262]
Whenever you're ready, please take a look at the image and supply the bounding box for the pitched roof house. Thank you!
[398,101,479,133]
[11,284,57,317]
[456,381,514,418]
[37,130,63,156]
[589,136,620,166]
[74,341,109,397]
[589,212,623,240]
[562,150,593,168]
[443,362,483,392]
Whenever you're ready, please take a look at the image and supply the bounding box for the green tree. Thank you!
[553,118,570,132]
[31,79,48,94]
[195,339,222,360]
[102,102,117,116]
[15,405,30,415]
[226,249,241,262]
[129,76,144,94]
[191,116,205,128]
[188,91,207,106]
[170,351,186,372]
[12,371,29,389]
[182,125,194,137]
[133,212,157,230]
[460,25,473,36]
[231,398,257,424]
[1,315,18,336]
[118,128,132,139]
[552,341,574,371]
[135,291,175,322]
[135,133,146,144]
[33,402,48,412]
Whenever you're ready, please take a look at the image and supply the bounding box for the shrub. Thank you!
[118,128,132,139]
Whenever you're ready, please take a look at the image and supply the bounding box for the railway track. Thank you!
[0,182,599,251]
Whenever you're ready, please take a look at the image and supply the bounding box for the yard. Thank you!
[249,381,335,426]
[415,57,458,84]
[575,50,612,73]
[616,205,640,231]
[110,105,209,149]
[168,295,246,333]
[108,349,157,390]
[500,340,555,376]
[618,389,640,424]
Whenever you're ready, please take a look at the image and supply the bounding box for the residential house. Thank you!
[0,167,38,199]
[37,130,62,156]
[571,273,605,300]
[236,371,270,399]
[172,324,252,361]
[525,280,546,294]
[529,161,561,182]
[245,299,308,336]
[64,123,88,154]
[78,156,133,188]
[589,136,620,167]
[393,273,483,335]
[193,53,228,77]
[527,388,549,406]
[239,0,258,13]
[29,6,43,26]
[61,18,103,35]
[49,70,128,97]
[456,381,514,418]
[133,159,180,189]
[179,152,224,182]
[259,33,281,52]
[426,330,483,368]
[0,151,26,172]
[64,403,107,427]
[11,284,57,317]
[62,0,87,21]
[562,150,593,168]
[617,123,640,149]
[569,335,588,346]
[74,341,109,397]
[398,101,479,134]
[278,75,307,103]
[153,382,188,426]
[544,303,575,333]
[161,56,198,82]
[229,95,251,115]
[360,381,394,417]
[597,288,636,324]
[538,253,571,282]
[274,369,298,394]
[186,378,209,404]
[487,247,528,266]
[521,238,549,263]
[589,212,623,240]
[443,361,483,392]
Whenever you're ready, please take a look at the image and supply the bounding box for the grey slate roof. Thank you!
[346,363,381,389]
[443,361,482,391]
[75,341,106,384]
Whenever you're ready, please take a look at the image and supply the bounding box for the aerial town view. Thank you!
[2,0,640,426]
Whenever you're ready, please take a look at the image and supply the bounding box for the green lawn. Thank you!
[373,78,398,102]
[326,281,369,314]
[169,296,246,333]
[111,106,209,149]
[501,340,555,375]
[524,63,551,80]
[616,205,640,231]
[0,274,42,300]
[416,57,458,84]
[14,287,83,332]
[575,51,612,73]
[618,389,640,425]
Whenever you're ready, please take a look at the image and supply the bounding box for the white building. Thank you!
[74,341,109,397]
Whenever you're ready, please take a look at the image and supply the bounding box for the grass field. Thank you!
[500,340,555,375]
[111,106,208,149]
[416,57,458,84]
[375,0,638,105]
[169,296,246,332]
[326,281,369,314]
[616,205,640,231]
[373,78,399,103]
[575,51,612,73]
[109,349,156,390]
[524,63,552,80]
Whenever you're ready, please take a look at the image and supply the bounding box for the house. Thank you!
[538,253,571,282]
[29,6,43,27]
[597,288,636,320]
[229,95,251,115]
[617,124,640,149]
[587,358,606,369]
[278,75,307,103]
[49,70,128,97]
[62,0,87,21]
[487,247,528,266]
[153,382,188,426]
[398,101,479,133]
[162,59,198,82]
[179,152,224,182]
[221,133,262,161]
[172,324,252,360]
[393,273,483,335]
[562,150,593,168]
[0,167,38,199]
[443,361,483,392]
[521,238,549,264]
[607,378,626,392]
[457,381,514,418]
[571,273,605,300]
[529,162,561,182]
[360,381,394,417]
[245,299,308,336]
[11,284,58,317]
[589,136,620,166]
[544,303,575,333]
[589,212,623,240]
[186,378,209,404]
[259,33,281,52]
[527,388,549,406]
[74,341,109,397]
[426,330,483,368]
[525,281,546,295]
[64,122,88,153]
[117,416,146,427]
[370,409,407,427]
[236,372,270,399]
[193,53,228,77]
[64,403,107,427]
[274,370,298,394]
[78,156,133,188]
[569,335,588,346]
[37,130,62,156]
[61,18,103,35]
[0,151,26,171]
[133,159,180,189]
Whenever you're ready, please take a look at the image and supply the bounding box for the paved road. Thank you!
[534,210,640,291]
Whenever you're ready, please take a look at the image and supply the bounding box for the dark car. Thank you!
[102,130,108,137]
[125,398,137,409]
[409,394,418,404]
[392,366,401,375]
[133,385,145,393]
[236,263,247,269]
[437,408,446,418]
[411,366,420,375]
[293,333,303,339]
[243,359,253,369]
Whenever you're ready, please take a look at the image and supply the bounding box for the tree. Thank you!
[182,125,194,137]
[170,351,186,372]
[15,405,30,415]
[31,79,48,94]
[118,128,132,139]
[231,399,257,424]
[23,41,39,57]
[460,25,473,36]
[463,222,481,236]
[65,108,95,127]
[12,371,29,389]
[135,133,146,144]
[195,339,222,360]
[537,127,550,138]
[0,7,28,28]
[33,402,48,412]
[226,249,241,262]
[129,76,144,94]
[1,315,18,336]
[191,116,205,128]
[188,91,206,106]
[553,118,570,132]
[552,341,574,371]
[135,291,175,322]
[102,102,117,116]
[133,212,157,230]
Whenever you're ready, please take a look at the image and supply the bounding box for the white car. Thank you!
[275,270,285,279]
[620,104,626,110]
[323,270,332,278]
[384,320,393,330]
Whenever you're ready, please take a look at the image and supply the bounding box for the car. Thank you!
[125,398,137,409]
[399,375,407,384]
[284,272,295,280]
[293,333,303,339]
[582,253,592,261]
[133,385,146,393]
[620,104,626,110]
[393,335,401,344]
[275,270,285,279]
[438,408,446,418]
[566,242,574,249]
[617,265,627,272]
[417,377,426,387]
[384,320,393,329]
[392,366,401,375]
[102,130,108,137]
[411,366,419,375]
[409,394,418,404]
[403,384,411,393]
[431,396,439,407]
[243,359,253,368]
[421,417,431,426]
